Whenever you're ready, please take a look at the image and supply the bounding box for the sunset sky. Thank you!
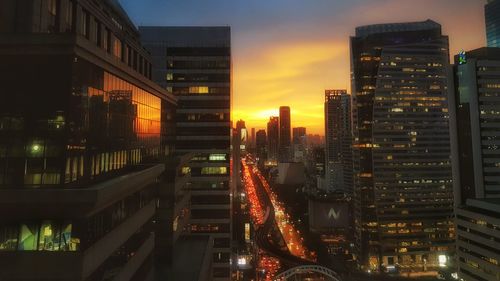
[121,0,486,135]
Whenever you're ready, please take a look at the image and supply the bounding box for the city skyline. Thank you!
[121,0,486,134]
[1,0,499,280]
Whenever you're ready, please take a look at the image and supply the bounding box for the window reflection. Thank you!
[0,58,166,188]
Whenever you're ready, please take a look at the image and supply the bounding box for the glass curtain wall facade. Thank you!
[0,0,175,280]
[486,0,500,47]
[139,26,232,280]
[350,20,455,273]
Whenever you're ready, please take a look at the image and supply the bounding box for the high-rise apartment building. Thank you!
[324,90,353,193]
[267,117,280,164]
[486,0,500,47]
[0,1,180,280]
[139,26,232,280]
[279,106,292,162]
[449,47,500,281]
[350,20,455,273]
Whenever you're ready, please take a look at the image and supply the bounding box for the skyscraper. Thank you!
[279,106,292,162]
[267,117,280,164]
[449,47,500,281]
[236,120,248,152]
[292,127,307,162]
[0,0,179,280]
[486,0,500,47]
[293,127,307,144]
[350,20,454,273]
[256,129,267,166]
[324,90,353,193]
[250,127,256,150]
[139,26,232,280]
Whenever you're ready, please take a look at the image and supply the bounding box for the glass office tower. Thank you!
[449,47,500,281]
[486,0,500,47]
[324,90,353,193]
[350,20,455,273]
[139,26,232,281]
[0,0,177,280]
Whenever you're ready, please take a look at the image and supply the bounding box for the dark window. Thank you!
[213,252,230,263]
[103,28,110,52]
[191,195,230,205]
[64,1,73,32]
[213,238,230,248]
[47,0,58,32]
[166,47,230,56]
[213,267,230,278]
[190,209,230,219]
[81,10,90,38]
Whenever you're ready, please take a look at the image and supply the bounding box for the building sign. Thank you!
[458,50,467,65]
[309,200,350,231]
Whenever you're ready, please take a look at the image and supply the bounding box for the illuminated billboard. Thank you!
[308,200,350,231]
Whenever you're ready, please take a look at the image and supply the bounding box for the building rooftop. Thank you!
[355,19,441,38]
[105,0,137,32]
[138,26,231,47]
[459,47,500,61]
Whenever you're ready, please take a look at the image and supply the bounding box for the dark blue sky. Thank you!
[120,0,487,133]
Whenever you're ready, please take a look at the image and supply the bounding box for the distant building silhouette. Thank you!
[279,106,292,162]
[267,117,280,164]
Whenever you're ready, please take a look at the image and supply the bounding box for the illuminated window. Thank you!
[18,224,39,251]
[189,86,209,94]
[0,226,18,251]
[201,167,228,175]
[113,38,122,59]
[38,221,58,251]
[209,154,227,161]
[181,167,191,175]
[166,73,173,81]
[173,216,179,232]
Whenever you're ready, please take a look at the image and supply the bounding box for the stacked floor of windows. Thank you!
[0,55,166,188]
[0,183,156,252]
[456,205,500,281]
[371,45,455,270]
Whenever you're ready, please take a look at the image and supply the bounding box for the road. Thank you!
[242,157,317,280]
